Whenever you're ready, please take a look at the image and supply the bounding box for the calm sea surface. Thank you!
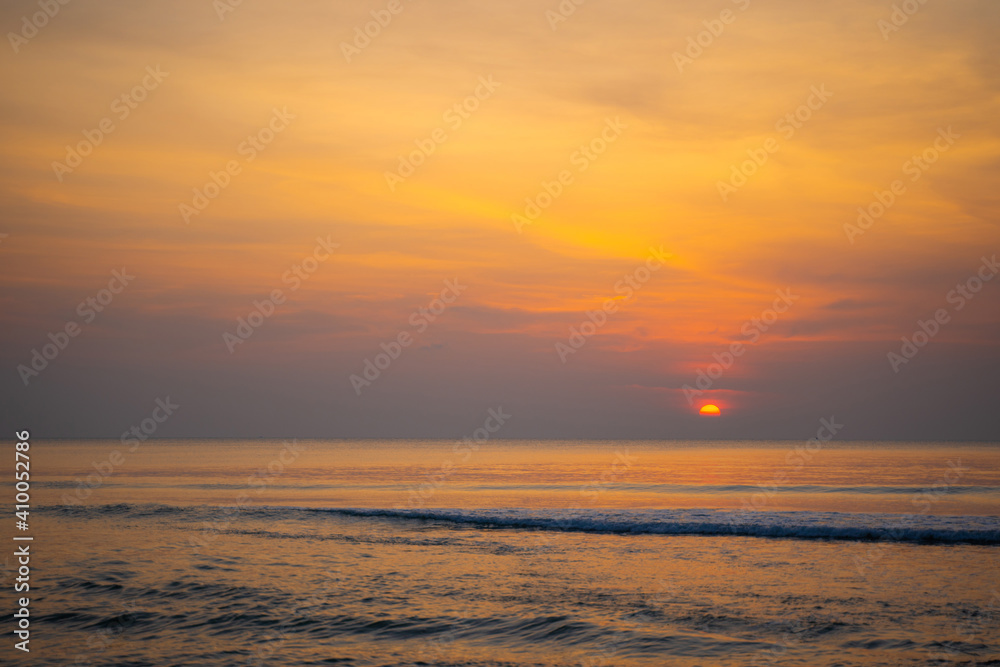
[4,440,999,666]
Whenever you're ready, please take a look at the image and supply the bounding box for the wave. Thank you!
[471,483,1000,495]
[297,507,1000,545]
[41,503,1000,545]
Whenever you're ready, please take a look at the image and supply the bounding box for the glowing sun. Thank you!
[699,404,722,417]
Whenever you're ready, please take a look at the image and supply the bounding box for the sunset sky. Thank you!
[1,0,998,439]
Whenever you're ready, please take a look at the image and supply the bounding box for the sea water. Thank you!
[5,440,999,666]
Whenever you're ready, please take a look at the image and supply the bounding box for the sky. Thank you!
[1,0,998,440]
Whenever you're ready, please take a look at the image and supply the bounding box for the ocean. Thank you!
[6,439,1000,666]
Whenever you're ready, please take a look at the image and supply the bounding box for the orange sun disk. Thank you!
[699,404,722,416]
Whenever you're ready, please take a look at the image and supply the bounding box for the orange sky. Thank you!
[1,0,998,438]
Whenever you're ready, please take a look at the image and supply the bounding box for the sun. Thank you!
[699,404,722,417]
